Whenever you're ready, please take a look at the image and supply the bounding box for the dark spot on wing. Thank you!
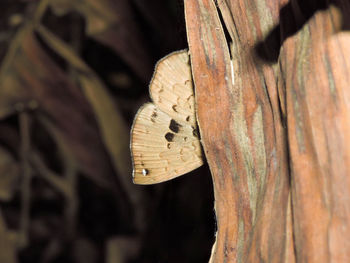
[167,143,171,149]
[169,119,182,133]
[186,116,190,122]
[150,111,157,123]
[172,105,178,112]
[142,169,149,176]
[165,132,175,142]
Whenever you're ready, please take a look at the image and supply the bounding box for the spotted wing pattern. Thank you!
[130,50,203,185]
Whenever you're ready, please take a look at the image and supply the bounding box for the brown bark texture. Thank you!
[185,0,350,262]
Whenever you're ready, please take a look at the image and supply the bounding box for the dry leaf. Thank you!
[0,211,17,263]
[106,236,140,263]
[36,25,131,187]
[0,27,117,187]
[0,147,19,201]
[49,0,152,81]
[36,25,146,230]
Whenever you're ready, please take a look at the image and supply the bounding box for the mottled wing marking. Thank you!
[131,103,203,185]
[149,51,196,126]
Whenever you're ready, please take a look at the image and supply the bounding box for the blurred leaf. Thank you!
[36,25,131,181]
[72,238,98,263]
[132,0,183,50]
[0,26,117,187]
[0,147,19,201]
[50,0,153,82]
[0,211,17,263]
[0,123,20,155]
[106,236,140,263]
[41,239,63,263]
[29,152,72,198]
[36,26,146,229]
[0,27,34,119]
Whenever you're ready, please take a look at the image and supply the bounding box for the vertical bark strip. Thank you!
[280,4,350,262]
[185,0,291,262]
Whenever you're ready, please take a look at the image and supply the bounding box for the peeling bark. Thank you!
[185,0,350,262]
[185,0,291,262]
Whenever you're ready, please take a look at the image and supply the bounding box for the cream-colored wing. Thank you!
[149,50,197,125]
[131,103,203,185]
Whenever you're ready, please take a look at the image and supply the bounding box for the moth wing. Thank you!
[131,103,203,185]
[149,50,197,125]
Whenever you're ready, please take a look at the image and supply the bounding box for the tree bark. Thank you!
[185,0,350,262]
[280,3,350,262]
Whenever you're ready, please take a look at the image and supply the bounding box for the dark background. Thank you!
[0,0,215,262]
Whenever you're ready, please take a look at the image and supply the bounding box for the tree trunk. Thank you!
[185,0,350,262]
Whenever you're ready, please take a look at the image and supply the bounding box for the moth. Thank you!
[130,50,203,185]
